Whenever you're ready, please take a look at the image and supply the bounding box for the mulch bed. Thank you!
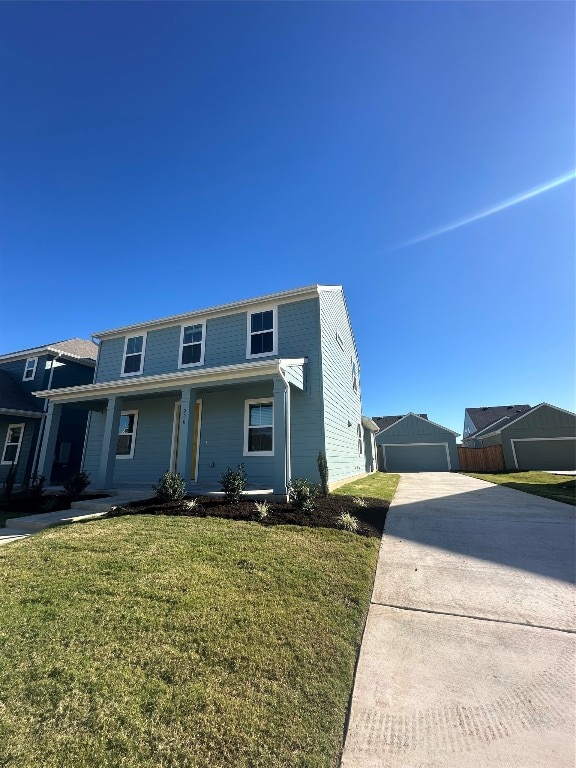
[107,494,389,537]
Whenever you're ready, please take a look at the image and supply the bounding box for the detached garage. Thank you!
[374,413,460,472]
[480,403,576,471]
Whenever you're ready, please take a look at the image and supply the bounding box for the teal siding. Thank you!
[500,406,576,470]
[319,290,364,482]
[376,415,460,471]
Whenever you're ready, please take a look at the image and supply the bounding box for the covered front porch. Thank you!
[34,359,307,498]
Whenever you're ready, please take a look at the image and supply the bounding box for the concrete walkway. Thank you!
[341,473,576,768]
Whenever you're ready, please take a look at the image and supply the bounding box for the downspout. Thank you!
[277,366,291,491]
[31,352,62,477]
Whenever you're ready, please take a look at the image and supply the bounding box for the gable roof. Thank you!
[375,412,459,436]
[466,404,531,434]
[372,414,428,432]
[0,371,43,416]
[479,402,576,438]
[0,338,98,365]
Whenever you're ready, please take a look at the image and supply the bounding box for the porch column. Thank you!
[176,387,197,484]
[37,402,62,482]
[96,396,124,489]
[273,377,289,496]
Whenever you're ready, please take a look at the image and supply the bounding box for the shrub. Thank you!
[288,478,320,514]
[352,496,367,507]
[2,461,18,504]
[183,498,200,510]
[254,500,269,520]
[23,472,46,500]
[220,464,247,504]
[63,470,91,500]
[337,511,359,533]
[153,471,187,501]
[317,452,329,497]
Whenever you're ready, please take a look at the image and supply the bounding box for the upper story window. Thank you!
[179,323,205,368]
[116,411,138,459]
[357,424,363,455]
[121,334,146,376]
[351,358,358,393]
[247,308,277,359]
[23,357,38,381]
[244,399,274,455]
[2,424,24,465]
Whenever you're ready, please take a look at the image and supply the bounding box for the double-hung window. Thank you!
[179,323,205,368]
[23,357,38,381]
[121,334,146,376]
[351,358,359,393]
[116,411,138,459]
[244,399,274,455]
[1,424,24,465]
[357,424,363,456]
[247,308,277,358]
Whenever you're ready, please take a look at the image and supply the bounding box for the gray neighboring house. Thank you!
[34,285,378,496]
[464,403,576,471]
[462,404,532,446]
[374,413,460,472]
[0,339,97,485]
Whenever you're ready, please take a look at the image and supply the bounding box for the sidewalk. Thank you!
[341,472,576,768]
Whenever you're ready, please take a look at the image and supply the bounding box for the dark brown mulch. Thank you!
[107,494,388,538]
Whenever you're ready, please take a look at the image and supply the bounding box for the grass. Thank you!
[0,506,383,767]
[463,471,576,506]
[333,472,400,502]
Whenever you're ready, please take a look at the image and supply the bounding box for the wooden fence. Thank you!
[458,444,505,472]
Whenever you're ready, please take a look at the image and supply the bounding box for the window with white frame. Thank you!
[357,424,363,456]
[244,399,274,455]
[23,357,38,381]
[116,411,138,459]
[179,323,205,367]
[121,335,146,376]
[1,424,24,465]
[247,308,276,358]
[351,358,358,393]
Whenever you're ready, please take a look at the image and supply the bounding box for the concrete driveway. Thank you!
[341,473,576,768]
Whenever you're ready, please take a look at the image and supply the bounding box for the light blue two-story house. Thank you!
[34,286,378,496]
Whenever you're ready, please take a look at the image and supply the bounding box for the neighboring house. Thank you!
[374,412,460,472]
[0,339,98,486]
[34,286,378,496]
[463,403,576,471]
[462,404,532,445]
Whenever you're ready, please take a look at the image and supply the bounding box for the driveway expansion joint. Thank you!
[371,600,576,635]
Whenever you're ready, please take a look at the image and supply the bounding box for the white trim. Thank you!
[381,442,451,471]
[34,358,307,403]
[510,437,576,470]
[243,398,274,456]
[120,333,147,377]
[246,305,278,360]
[23,357,38,381]
[376,412,460,437]
[362,415,380,432]
[1,423,25,465]
[178,321,206,369]
[92,285,340,340]
[481,403,576,438]
[116,410,139,459]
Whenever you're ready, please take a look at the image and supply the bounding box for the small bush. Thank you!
[317,452,329,497]
[183,498,200,510]
[220,464,247,504]
[352,496,367,507]
[153,471,187,501]
[288,478,320,514]
[63,470,91,500]
[23,472,46,500]
[254,500,269,520]
[337,511,359,533]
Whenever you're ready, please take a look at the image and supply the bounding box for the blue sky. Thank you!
[0,1,574,433]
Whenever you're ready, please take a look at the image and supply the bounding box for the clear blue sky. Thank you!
[1,1,574,434]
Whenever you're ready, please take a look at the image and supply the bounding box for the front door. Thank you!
[171,399,202,481]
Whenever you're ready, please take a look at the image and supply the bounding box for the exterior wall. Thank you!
[375,415,460,471]
[463,411,477,440]
[0,354,52,394]
[363,428,377,473]
[318,290,364,483]
[0,416,41,484]
[499,406,576,470]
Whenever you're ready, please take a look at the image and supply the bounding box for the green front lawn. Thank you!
[333,472,400,501]
[463,471,576,506]
[0,512,381,768]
